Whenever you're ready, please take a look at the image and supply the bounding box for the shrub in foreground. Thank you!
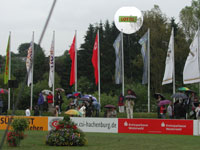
[46,115,87,146]
[7,117,29,147]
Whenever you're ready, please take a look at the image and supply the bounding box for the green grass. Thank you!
[1,130,200,150]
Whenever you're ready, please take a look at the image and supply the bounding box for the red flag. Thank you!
[92,33,98,85]
[69,35,76,86]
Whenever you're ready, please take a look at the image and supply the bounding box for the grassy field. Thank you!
[1,130,200,150]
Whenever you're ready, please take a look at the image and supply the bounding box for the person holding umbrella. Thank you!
[155,93,165,118]
[55,91,63,114]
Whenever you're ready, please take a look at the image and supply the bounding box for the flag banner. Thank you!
[162,29,174,85]
[92,33,99,85]
[183,29,200,84]
[26,39,34,87]
[139,31,148,84]
[4,35,10,84]
[69,35,76,86]
[48,34,55,88]
[113,33,122,84]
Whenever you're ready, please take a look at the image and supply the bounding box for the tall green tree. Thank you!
[17,43,47,83]
[180,0,200,40]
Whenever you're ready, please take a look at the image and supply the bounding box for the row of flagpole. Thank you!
[5,25,200,112]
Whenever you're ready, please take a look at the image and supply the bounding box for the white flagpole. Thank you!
[121,31,124,96]
[172,28,176,101]
[98,30,101,106]
[75,30,77,92]
[53,31,55,106]
[30,32,34,110]
[8,32,11,110]
[198,23,200,96]
[148,28,150,113]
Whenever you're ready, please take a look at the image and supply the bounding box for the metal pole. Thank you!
[8,32,11,110]
[53,31,55,106]
[75,30,77,92]
[148,28,150,113]
[198,23,200,97]
[172,28,176,102]
[98,30,101,106]
[121,31,124,96]
[30,32,34,110]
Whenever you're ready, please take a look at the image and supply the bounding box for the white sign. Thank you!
[48,117,118,133]
[71,117,118,133]
[114,6,143,34]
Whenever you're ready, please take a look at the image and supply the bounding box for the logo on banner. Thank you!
[124,121,128,126]
[49,118,62,129]
[161,122,165,127]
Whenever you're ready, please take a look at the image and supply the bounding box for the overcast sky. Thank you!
[0,0,192,56]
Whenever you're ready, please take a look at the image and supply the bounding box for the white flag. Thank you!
[183,29,200,84]
[162,29,174,85]
[26,35,34,87]
[48,33,55,88]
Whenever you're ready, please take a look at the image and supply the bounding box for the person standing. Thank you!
[192,97,199,119]
[25,107,31,116]
[0,96,3,114]
[79,103,86,117]
[54,105,59,117]
[34,105,39,116]
[167,102,173,119]
[125,98,134,119]
[160,105,166,119]
[47,92,53,110]
[118,94,124,113]
[55,91,63,114]
[195,103,200,120]
[156,95,162,118]
[37,92,44,116]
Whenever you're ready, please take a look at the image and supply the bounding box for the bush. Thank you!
[7,117,29,147]
[46,115,87,146]
[11,117,29,132]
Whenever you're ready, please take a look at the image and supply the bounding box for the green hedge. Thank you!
[5,110,158,118]
[7,110,53,116]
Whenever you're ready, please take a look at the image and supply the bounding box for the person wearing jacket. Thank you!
[37,92,44,116]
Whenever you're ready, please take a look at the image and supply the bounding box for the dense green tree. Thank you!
[17,43,48,83]
[180,0,200,40]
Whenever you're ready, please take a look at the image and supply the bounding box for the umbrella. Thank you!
[81,95,97,101]
[104,104,116,109]
[42,89,52,95]
[158,100,171,106]
[65,109,82,116]
[0,88,8,94]
[73,92,81,97]
[127,89,137,97]
[67,94,75,99]
[55,88,65,92]
[178,87,190,92]
[171,93,187,99]
[125,95,136,99]
[185,90,197,94]
[154,93,165,100]
[79,97,90,101]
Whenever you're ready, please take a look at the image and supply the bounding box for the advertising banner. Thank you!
[118,119,193,135]
[71,117,118,133]
[48,117,118,133]
[0,116,48,131]
[48,117,63,130]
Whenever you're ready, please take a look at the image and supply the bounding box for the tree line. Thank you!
[0,3,199,110]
